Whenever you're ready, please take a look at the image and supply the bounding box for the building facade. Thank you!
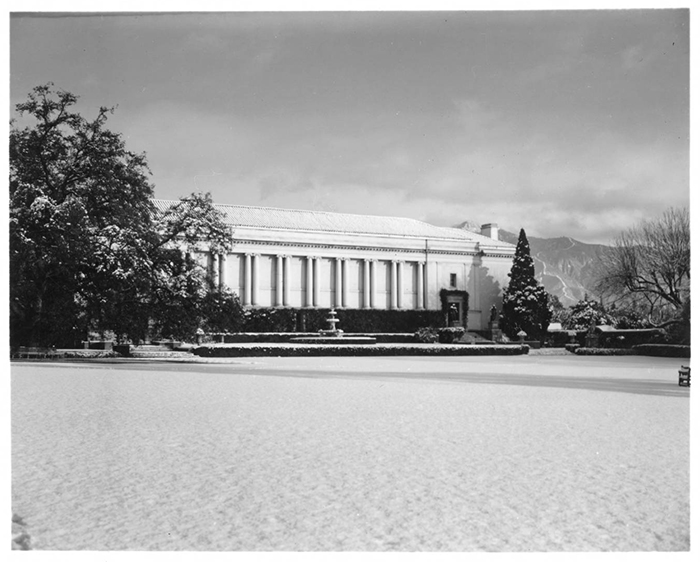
[153,200,516,331]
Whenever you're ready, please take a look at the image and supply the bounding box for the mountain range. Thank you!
[456,221,608,307]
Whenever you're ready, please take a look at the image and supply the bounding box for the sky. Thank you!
[9,5,690,244]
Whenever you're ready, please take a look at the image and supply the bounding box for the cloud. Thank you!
[29,12,681,247]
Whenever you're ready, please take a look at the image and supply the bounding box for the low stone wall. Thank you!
[214,332,416,344]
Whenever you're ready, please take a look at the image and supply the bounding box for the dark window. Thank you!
[450,273,457,287]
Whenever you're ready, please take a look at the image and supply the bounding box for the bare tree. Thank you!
[595,207,689,327]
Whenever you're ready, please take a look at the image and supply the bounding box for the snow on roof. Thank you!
[152,199,511,245]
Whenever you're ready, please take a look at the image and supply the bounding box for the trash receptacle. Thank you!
[678,366,690,387]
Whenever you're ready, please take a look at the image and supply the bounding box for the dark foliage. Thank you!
[437,327,465,343]
[10,84,236,346]
[236,307,445,334]
[633,344,691,358]
[499,229,552,340]
[414,327,439,343]
[193,343,530,357]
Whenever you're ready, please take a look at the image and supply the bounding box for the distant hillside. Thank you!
[455,223,607,307]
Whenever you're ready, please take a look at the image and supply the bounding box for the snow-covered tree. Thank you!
[10,84,237,346]
[499,228,552,340]
[563,298,616,331]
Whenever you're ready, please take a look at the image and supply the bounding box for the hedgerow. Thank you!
[192,344,530,357]
[238,307,445,333]
[633,344,691,358]
[573,348,636,356]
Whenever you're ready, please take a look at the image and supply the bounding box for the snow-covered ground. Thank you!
[11,356,690,551]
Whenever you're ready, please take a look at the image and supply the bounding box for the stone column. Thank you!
[312,257,319,307]
[218,253,227,290]
[243,253,252,306]
[275,255,283,306]
[390,260,398,309]
[370,259,377,309]
[363,259,371,308]
[396,261,403,309]
[417,262,424,309]
[341,259,348,308]
[283,255,290,306]
[306,256,314,307]
[335,258,343,308]
[251,254,259,306]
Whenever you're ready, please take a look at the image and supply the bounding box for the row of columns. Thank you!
[211,252,427,309]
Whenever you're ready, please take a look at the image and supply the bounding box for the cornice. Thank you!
[225,238,513,259]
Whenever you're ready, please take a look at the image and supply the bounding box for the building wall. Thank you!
[193,226,514,331]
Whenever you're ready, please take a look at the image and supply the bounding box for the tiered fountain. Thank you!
[290,309,376,345]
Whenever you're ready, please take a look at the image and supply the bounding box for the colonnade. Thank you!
[209,252,427,309]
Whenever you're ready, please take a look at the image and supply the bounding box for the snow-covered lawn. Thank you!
[11,355,690,551]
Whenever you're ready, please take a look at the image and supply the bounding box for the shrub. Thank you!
[564,298,616,331]
[437,327,465,343]
[414,327,439,343]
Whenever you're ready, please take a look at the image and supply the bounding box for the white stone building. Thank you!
[153,200,516,331]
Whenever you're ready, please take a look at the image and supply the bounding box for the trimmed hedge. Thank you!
[193,344,530,357]
[549,329,669,349]
[598,330,665,349]
[547,331,585,348]
[572,344,690,357]
[633,344,691,358]
[237,307,445,333]
[573,347,636,356]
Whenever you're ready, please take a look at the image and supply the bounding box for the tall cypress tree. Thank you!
[499,229,552,340]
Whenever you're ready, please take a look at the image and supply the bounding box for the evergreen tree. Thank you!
[499,228,552,340]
